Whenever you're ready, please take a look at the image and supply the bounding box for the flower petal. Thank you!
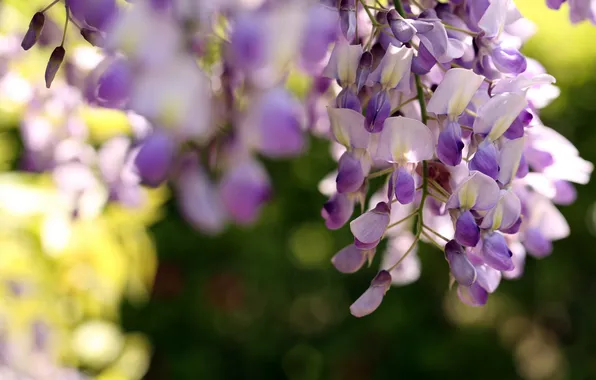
[350,270,392,317]
[427,68,484,117]
[350,202,391,244]
[375,116,434,163]
[327,107,369,149]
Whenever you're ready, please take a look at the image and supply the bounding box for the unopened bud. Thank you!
[45,46,65,88]
[21,12,45,50]
[80,28,105,47]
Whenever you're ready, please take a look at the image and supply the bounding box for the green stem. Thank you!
[442,23,478,37]
[423,224,450,242]
[385,210,418,231]
[393,0,406,17]
[359,0,380,26]
[415,75,428,124]
[388,74,432,271]
[367,167,394,179]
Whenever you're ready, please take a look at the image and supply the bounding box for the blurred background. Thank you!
[0,0,596,379]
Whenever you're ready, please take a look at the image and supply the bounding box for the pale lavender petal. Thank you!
[354,237,380,250]
[482,232,514,271]
[322,41,363,86]
[339,0,357,42]
[350,270,392,317]
[501,216,522,234]
[478,0,509,38]
[473,92,528,141]
[176,155,226,234]
[523,227,553,258]
[490,46,527,74]
[553,180,577,205]
[475,264,501,293]
[220,159,271,225]
[455,210,480,247]
[498,137,524,186]
[350,202,391,244]
[327,107,369,149]
[480,189,522,231]
[375,116,434,163]
[256,88,305,157]
[427,68,484,117]
[457,282,488,306]
[445,240,477,286]
[394,167,415,204]
[447,171,501,211]
[301,4,338,64]
[332,244,368,273]
[366,43,413,89]
[503,241,526,279]
[230,13,267,70]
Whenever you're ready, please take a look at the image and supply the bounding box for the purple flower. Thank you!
[322,192,354,230]
[482,232,514,271]
[350,270,392,317]
[133,130,176,187]
[220,159,272,225]
[350,202,391,246]
[332,244,372,274]
[455,210,480,247]
[393,167,416,205]
[445,240,477,286]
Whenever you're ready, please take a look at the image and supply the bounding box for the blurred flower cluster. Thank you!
[5,0,595,374]
[0,1,165,378]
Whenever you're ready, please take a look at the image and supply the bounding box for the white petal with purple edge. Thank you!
[350,206,391,244]
[366,43,413,89]
[473,92,528,141]
[427,68,484,117]
[327,107,369,150]
[447,171,500,211]
[480,189,521,231]
[375,116,434,164]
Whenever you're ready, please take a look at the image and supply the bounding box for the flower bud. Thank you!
[445,240,477,286]
[45,46,65,88]
[21,12,45,51]
[365,91,391,133]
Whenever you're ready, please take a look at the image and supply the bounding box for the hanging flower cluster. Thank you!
[319,0,593,316]
[17,0,594,318]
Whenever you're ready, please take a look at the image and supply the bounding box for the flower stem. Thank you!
[385,210,418,231]
[367,167,394,179]
[423,224,450,242]
[393,0,406,17]
[388,74,431,271]
[442,23,478,37]
[359,0,381,26]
